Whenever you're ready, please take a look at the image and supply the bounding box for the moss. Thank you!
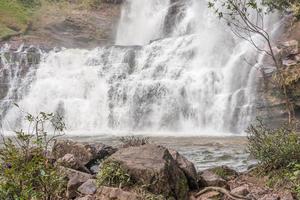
[97,160,133,188]
[176,176,188,200]
[0,0,31,40]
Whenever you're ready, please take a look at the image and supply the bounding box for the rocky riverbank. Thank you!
[50,139,295,200]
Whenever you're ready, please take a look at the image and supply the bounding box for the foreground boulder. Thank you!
[52,140,117,166]
[169,149,199,190]
[106,144,189,199]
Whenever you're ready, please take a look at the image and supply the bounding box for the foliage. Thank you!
[97,160,133,188]
[247,119,300,172]
[0,108,66,200]
[119,136,150,148]
[0,0,31,39]
[287,163,300,198]
[262,0,300,19]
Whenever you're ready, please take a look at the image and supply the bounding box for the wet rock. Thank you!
[78,179,97,195]
[52,140,117,166]
[231,185,249,196]
[96,186,138,200]
[108,144,189,199]
[169,149,199,190]
[198,170,228,189]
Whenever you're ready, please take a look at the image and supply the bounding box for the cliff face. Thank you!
[0,1,122,49]
[256,18,300,127]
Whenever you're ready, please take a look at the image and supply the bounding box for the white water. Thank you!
[0,0,281,135]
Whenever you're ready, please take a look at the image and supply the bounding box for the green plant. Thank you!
[286,163,300,198]
[247,119,300,172]
[119,136,150,148]
[0,107,66,200]
[97,161,133,188]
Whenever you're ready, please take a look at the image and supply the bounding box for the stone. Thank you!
[78,179,97,195]
[280,192,294,200]
[282,59,298,67]
[169,149,199,190]
[96,186,138,200]
[52,140,117,166]
[60,167,93,181]
[108,144,189,199]
[231,185,249,196]
[67,176,85,199]
[295,54,300,62]
[280,40,299,57]
[198,170,228,188]
[56,153,90,173]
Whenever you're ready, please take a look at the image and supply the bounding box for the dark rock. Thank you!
[169,149,199,190]
[78,179,97,195]
[52,140,117,166]
[96,186,138,200]
[108,144,189,199]
[56,153,90,173]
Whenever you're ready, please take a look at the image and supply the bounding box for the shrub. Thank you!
[119,136,150,148]
[0,108,66,200]
[97,161,133,188]
[247,119,300,172]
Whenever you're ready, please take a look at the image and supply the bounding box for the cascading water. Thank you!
[0,0,280,135]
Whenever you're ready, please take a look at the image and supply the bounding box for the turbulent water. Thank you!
[0,0,281,135]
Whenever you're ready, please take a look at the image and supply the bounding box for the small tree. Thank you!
[208,0,295,124]
[0,106,66,200]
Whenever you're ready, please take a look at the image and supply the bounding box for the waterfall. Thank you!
[0,0,280,135]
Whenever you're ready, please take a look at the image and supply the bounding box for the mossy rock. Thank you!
[99,145,189,199]
[210,165,238,181]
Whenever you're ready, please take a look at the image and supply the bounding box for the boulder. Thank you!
[169,149,198,190]
[96,186,138,200]
[78,179,97,195]
[107,144,189,199]
[198,170,228,189]
[52,140,117,166]
[56,153,90,173]
[60,167,93,181]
